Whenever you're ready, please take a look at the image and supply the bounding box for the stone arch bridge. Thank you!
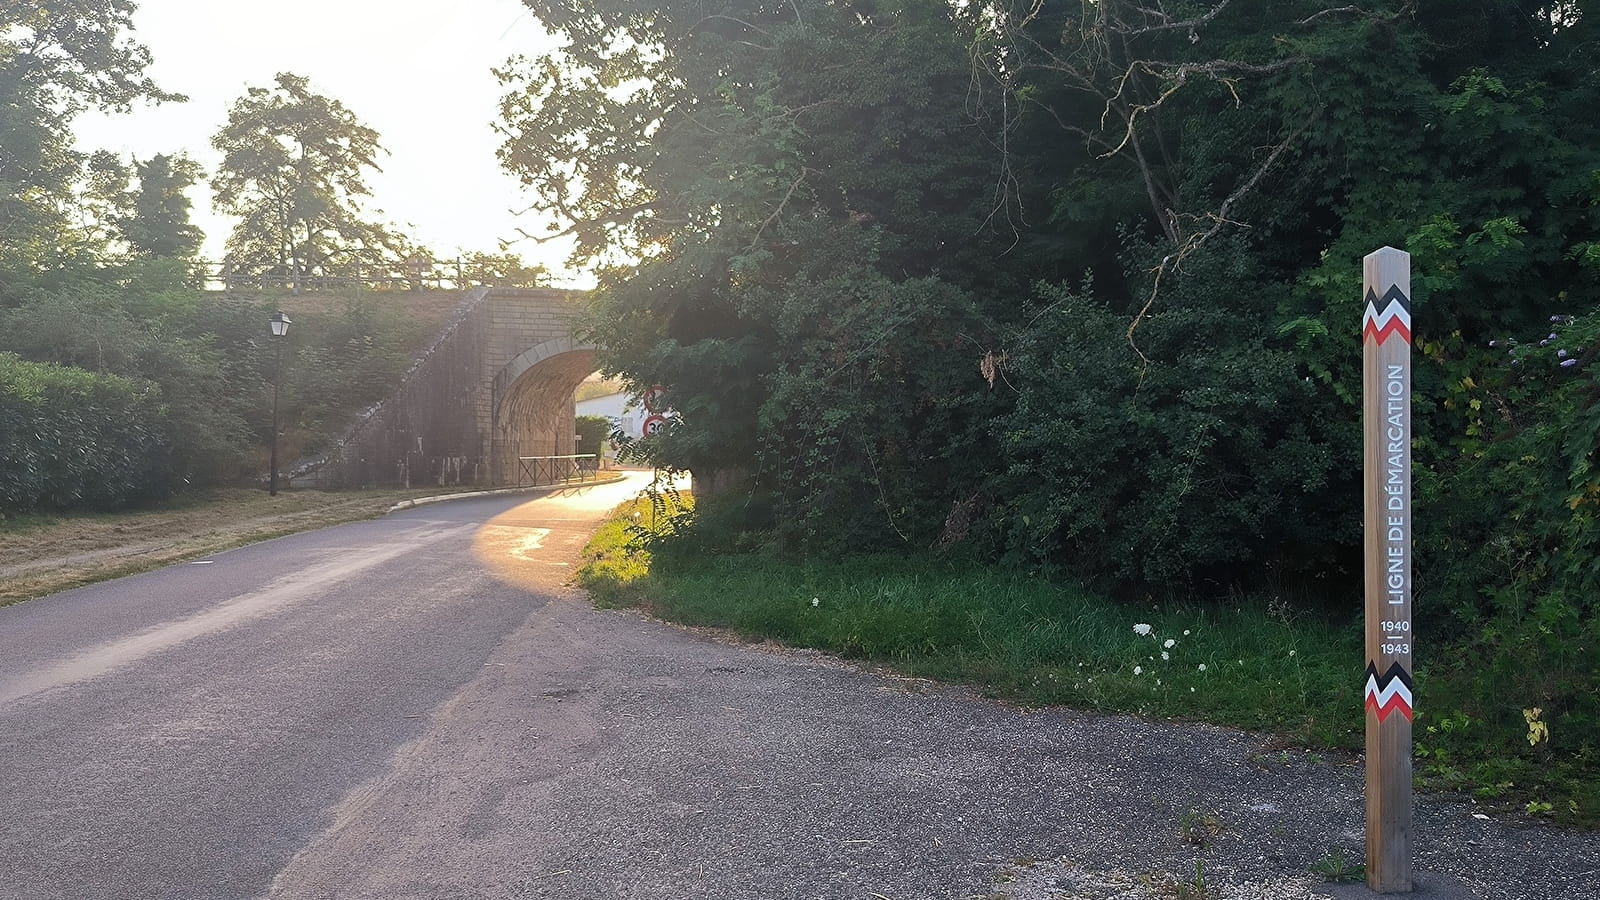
[293,287,600,489]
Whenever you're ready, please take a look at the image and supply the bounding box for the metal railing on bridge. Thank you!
[515,454,601,488]
[193,257,556,293]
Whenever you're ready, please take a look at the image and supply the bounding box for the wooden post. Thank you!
[1362,246,1414,892]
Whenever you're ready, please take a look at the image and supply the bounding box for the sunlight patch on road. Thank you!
[471,521,568,591]
[476,525,552,561]
[469,471,676,592]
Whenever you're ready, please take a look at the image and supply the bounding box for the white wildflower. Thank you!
[1133,666,1143,675]
[811,597,820,607]
[1133,623,1153,636]
[1183,629,1191,636]
[1198,664,1208,672]
[1164,638,1177,649]
[1161,651,1170,661]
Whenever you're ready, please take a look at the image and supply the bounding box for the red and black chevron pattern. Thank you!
[1362,285,1412,346]
[1364,660,1414,722]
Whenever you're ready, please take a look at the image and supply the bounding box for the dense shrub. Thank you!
[0,353,175,512]
[1406,307,1600,811]
[996,267,1342,589]
[0,257,460,498]
[0,263,262,483]
[748,266,1005,551]
[575,415,611,457]
[286,298,428,454]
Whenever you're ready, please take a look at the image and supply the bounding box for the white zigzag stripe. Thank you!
[1363,299,1412,331]
[1363,675,1414,707]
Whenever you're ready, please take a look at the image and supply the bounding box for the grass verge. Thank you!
[0,485,488,606]
[578,497,1598,827]
[579,497,1359,745]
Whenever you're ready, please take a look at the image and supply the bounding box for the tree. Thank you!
[120,153,205,259]
[457,250,548,287]
[497,0,1600,812]
[0,0,181,276]
[211,72,406,291]
[497,0,1023,544]
[77,149,134,249]
[40,148,203,264]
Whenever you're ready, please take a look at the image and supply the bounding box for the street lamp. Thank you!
[268,311,291,496]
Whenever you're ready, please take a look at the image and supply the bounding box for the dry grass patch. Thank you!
[0,486,476,606]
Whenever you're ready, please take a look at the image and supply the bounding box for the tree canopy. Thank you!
[0,12,447,511]
[0,0,182,274]
[497,0,1599,564]
[211,72,410,291]
[498,0,1600,803]
[120,152,205,259]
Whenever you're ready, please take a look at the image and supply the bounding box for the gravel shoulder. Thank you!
[270,570,1592,900]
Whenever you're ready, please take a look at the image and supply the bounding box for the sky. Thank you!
[72,0,585,284]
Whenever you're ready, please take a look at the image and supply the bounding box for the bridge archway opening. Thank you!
[492,337,597,483]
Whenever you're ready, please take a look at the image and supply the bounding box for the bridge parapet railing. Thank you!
[516,454,600,488]
[197,258,565,293]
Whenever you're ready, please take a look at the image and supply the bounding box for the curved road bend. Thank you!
[0,474,646,899]
[1,471,1593,900]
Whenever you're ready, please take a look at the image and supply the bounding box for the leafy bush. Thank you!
[575,414,610,457]
[1407,306,1600,815]
[747,265,1005,552]
[0,257,465,499]
[285,298,425,455]
[0,353,175,512]
[0,262,260,484]
[997,263,1341,589]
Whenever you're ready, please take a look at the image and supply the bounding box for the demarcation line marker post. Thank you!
[1362,246,1414,892]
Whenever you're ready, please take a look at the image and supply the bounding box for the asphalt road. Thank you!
[1,472,1592,900]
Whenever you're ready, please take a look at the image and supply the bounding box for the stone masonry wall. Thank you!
[290,287,592,490]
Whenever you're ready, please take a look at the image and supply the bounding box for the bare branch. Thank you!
[1112,0,1233,37]
[1125,111,1319,366]
[860,437,911,544]
[510,202,662,244]
[1299,5,1361,25]
[1297,5,1368,25]
[680,14,776,50]
[968,23,1027,241]
[1099,57,1303,159]
[688,14,771,37]
[1128,128,1181,245]
[748,167,816,249]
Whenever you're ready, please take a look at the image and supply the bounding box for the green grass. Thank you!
[577,496,661,600]
[579,498,1362,748]
[578,500,1600,826]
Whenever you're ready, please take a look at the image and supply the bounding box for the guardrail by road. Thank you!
[516,454,601,488]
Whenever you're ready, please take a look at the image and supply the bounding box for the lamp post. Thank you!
[269,311,291,496]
